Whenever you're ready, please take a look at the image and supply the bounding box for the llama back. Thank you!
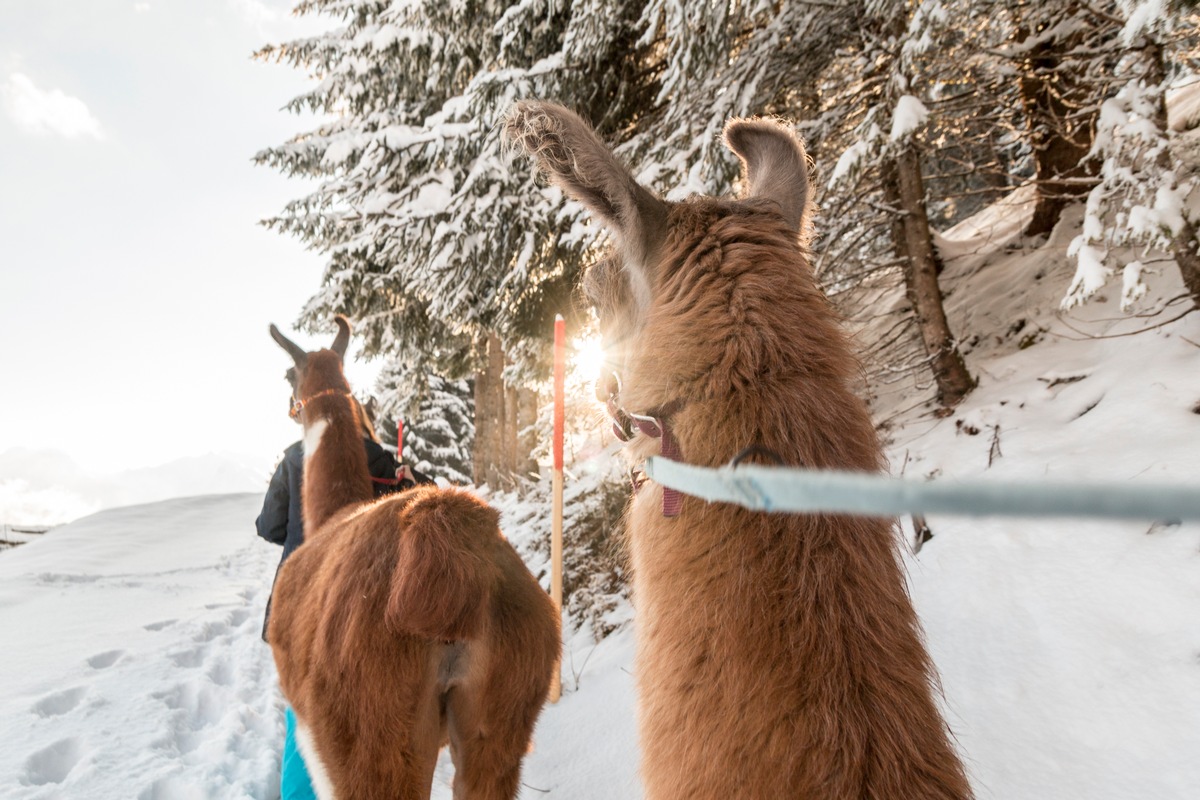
[275,486,547,646]
[268,485,557,797]
[385,486,508,641]
[631,501,971,799]
[388,486,561,708]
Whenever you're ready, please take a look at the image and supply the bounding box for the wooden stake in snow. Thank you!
[550,315,565,703]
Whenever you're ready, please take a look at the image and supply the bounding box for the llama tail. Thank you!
[385,487,502,641]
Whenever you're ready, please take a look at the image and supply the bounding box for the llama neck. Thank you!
[299,389,373,533]
[626,211,884,474]
[624,209,971,796]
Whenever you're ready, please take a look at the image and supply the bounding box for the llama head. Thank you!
[504,101,811,400]
[269,315,353,411]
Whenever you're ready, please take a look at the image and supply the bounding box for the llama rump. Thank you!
[506,102,973,799]
[267,317,560,800]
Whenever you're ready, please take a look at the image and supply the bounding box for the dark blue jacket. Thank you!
[255,437,421,561]
[255,437,430,640]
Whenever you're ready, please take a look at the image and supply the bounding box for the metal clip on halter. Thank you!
[604,372,683,518]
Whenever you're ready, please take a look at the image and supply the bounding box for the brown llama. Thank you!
[506,102,973,799]
[267,317,560,800]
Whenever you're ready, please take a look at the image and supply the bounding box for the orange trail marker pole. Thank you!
[550,314,565,702]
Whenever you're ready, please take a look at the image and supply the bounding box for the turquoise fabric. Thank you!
[282,707,317,800]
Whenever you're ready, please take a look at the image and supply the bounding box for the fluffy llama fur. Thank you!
[506,102,973,799]
[267,318,560,800]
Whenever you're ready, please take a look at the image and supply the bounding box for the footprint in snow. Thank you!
[31,686,88,718]
[228,607,253,628]
[192,619,230,643]
[169,646,205,669]
[87,649,125,669]
[149,680,229,758]
[153,681,225,729]
[21,737,85,786]
[138,774,208,800]
[143,619,177,632]
[206,654,235,687]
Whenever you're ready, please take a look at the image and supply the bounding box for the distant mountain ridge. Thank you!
[0,448,271,527]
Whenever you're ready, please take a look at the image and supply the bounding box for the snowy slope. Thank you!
[860,194,1200,798]
[0,493,639,800]
[0,495,282,799]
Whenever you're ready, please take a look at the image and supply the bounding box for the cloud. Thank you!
[228,0,281,32]
[226,0,325,40]
[1,72,104,139]
[0,447,269,527]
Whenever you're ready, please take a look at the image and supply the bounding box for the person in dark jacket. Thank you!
[256,396,432,642]
[258,377,435,800]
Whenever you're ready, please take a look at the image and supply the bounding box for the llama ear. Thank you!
[505,101,667,286]
[270,324,308,368]
[331,315,351,359]
[723,118,810,233]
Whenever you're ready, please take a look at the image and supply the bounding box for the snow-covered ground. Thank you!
[0,495,282,798]
[2,194,1199,798]
[0,493,640,800]
[862,191,1200,798]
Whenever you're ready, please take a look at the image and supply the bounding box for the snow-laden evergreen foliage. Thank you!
[821,0,933,268]
[372,360,475,484]
[257,0,1200,451]
[255,0,660,382]
[1063,4,1200,309]
[627,0,860,199]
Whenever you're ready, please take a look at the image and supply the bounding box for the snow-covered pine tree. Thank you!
[815,0,976,407]
[1062,2,1200,310]
[372,359,474,485]
[625,0,860,200]
[890,0,1025,228]
[997,0,1118,237]
[255,0,664,483]
[256,0,663,366]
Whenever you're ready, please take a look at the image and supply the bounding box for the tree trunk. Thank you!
[472,334,506,487]
[472,334,542,489]
[516,387,540,483]
[884,146,976,408]
[471,360,490,486]
[1173,219,1200,306]
[1016,3,1099,237]
[504,382,519,480]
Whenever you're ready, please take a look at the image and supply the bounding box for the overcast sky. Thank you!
[0,0,379,475]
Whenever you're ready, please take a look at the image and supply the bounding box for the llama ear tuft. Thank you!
[723,118,810,233]
[504,101,667,290]
[270,323,308,368]
[331,315,351,359]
